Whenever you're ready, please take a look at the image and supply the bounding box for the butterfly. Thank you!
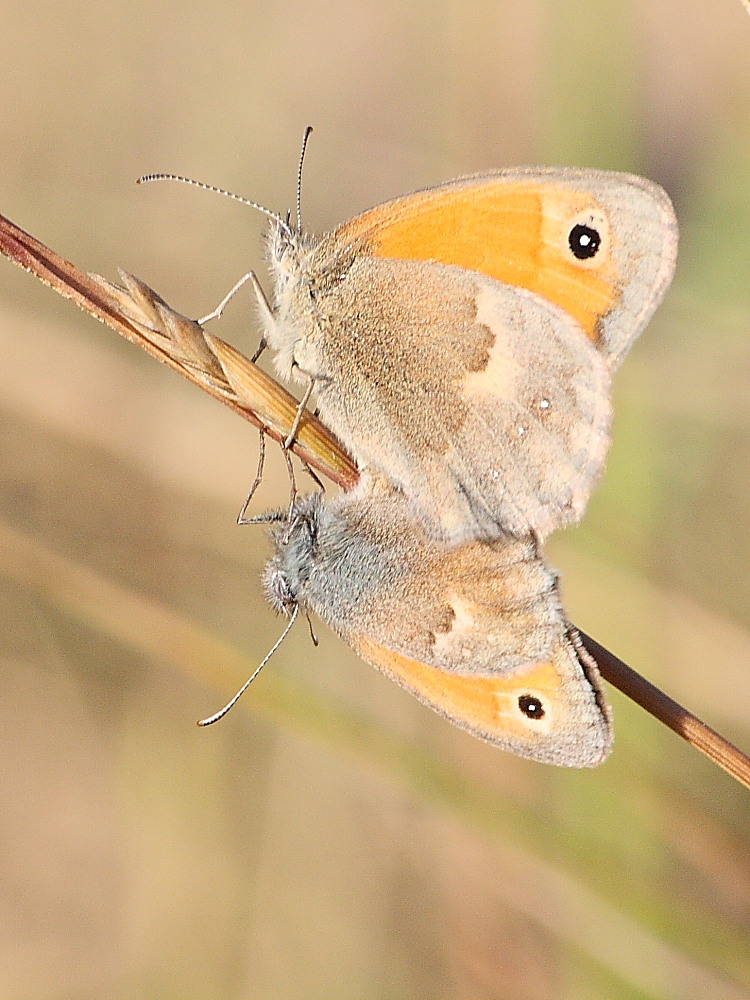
[260,167,677,545]
[263,483,612,766]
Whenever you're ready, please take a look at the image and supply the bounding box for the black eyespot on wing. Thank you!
[518,694,545,720]
[568,223,601,260]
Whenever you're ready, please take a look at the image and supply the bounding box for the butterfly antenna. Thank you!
[296,125,313,231]
[197,605,300,726]
[137,173,292,236]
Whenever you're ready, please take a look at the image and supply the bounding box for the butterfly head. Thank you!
[267,216,316,298]
[266,125,321,316]
[263,495,322,616]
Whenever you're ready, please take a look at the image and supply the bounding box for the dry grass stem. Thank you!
[0,213,356,490]
[1,210,749,788]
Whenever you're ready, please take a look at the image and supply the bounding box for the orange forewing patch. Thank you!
[354,635,561,743]
[338,182,619,342]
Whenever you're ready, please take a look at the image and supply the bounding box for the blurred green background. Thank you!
[1,1,749,998]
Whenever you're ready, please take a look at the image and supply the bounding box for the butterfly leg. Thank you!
[302,459,325,493]
[304,611,319,647]
[283,375,315,450]
[250,337,267,363]
[198,270,274,362]
[237,428,267,525]
[197,270,256,324]
[282,447,300,537]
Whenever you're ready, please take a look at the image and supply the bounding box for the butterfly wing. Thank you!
[336,519,611,766]
[333,167,678,370]
[295,169,675,542]
[313,255,611,542]
[270,490,612,766]
[352,631,611,767]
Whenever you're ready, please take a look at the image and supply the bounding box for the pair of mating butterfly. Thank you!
[177,147,678,766]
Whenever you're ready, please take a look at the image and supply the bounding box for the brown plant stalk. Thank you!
[1,210,748,788]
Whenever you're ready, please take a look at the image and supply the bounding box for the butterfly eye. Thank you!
[517,694,546,720]
[568,222,602,260]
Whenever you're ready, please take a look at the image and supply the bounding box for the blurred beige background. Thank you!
[1,1,750,998]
